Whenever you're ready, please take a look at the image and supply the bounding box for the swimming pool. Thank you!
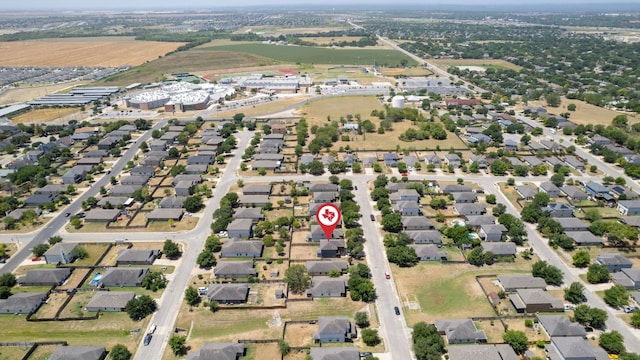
[89,273,102,286]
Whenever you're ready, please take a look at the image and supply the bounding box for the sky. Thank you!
[5,0,640,11]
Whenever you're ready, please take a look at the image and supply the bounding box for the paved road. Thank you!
[353,178,414,360]
[0,120,167,275]
[133,130,252,360]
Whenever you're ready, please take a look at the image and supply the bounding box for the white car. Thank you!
[149,324,157,334]
[217,231,229,238]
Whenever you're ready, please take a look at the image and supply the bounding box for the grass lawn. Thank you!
[393,256,537,325]
[498,182,523,210]
[72,243,110,266]
[0,346,31,359]
[526,100,639,126]
[429,58,523,72]
[11,108,80,123]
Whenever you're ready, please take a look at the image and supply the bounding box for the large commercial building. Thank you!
[124,82,234,111]
[221,74,312,94]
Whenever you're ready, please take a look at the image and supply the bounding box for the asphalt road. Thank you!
[132,130,252,360]
[0,120,167,275]
[353,178,414,360]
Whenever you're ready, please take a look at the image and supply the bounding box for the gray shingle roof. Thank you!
[214,261,256,277]
[187,343,245,360]
[100,267,149,286]
[49,345,107,360]
[537,315,586,337]
[309,347,359,360]
[306,260,349,275]
[497,274,547,291]
[18,268,71,285]
[86,291,135,310]
[435,318,487,343]
[206,284,249,302]
[220,239,263,257]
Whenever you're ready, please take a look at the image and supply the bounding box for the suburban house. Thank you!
[86,292,135,312]
[187,343,246,360]
[595,253,633,272]
[402,216,435,231]
[146,208,184,221]
[308,225,344,241]
[411,244,446,261]
[383,152,398,167]
[435,318,488,344]
[159,196,186,209]
[109,184,142,197]
[239,194,271,207]
[185,164,208,174]
[149,139,167,151]
[174,181,195,196]
[99,268,149,287]
[44,243,78,264]
[321,155,335,166]
[560,186,589,201]
[467,133,492,144]
[243,184,272,196]
[395,189,420,202]
[479,224,508,242]
[447,344,518,360]
[220,239,264,258]
[121,175,150,186]
[546,336,609,360]
[480,242,517,258]
[0,292,47,314]
[590,135,611,146]
[62,165,90,184]
[564,231,604,246]
[172,175,202,186]
[130,166,156,178]
[612,268,640,289]
[406,230,442,244]
[539,181,561,198]
[509,289,564,313]
[553,217,589,232]
[317,239,346,258]
[84,209,121,222]
[469,155,488,169]
[498,274,547,292]
[306,260,349,276]
[35,184,67,195]
[454,203,486,216]
[187,155,214,166]
[18,268,71,286]
[542,203,575,217]
[563,156,585,171]
[309,183,339,193]
[313,192,338,204]
[523,156,544,167]
[48,346,107,360]
[251,160,279,170]
[116,249,160,265]
[515,185,537,200]
[98,197,131,208]
[213,261,257,279]
[306,277,347,298]
[23,193,56,207]
[363,157,379,168]
[313,316,356,343]
[234,208,265,221]
[403,155,419,168]
[537,315,587,338]
[309,348,359,360]
[444,154,461,168]
[585,181,611,200]
[226,219,254,238]
[464,215,497,229]
[424,154,441,168]
[440,184,473,194]
[618,200,640,216]
[206,283,250,304]
[394,201,421,216]
[453,192,477,203]
[387,182,410,192]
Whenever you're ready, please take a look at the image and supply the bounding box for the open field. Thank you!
[23,344,58,360]
[11,108,81,124]
[100,50,272,86]
[233,26,350,36]
[0,346,30,360]
[526,100,639,126]
[214,96,311,118]
[0,81,87,106]
[199,43,418,67]
[0,37,185,67]
[393,256,537,325]
[429,58,522,71]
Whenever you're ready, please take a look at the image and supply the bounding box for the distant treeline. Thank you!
[230,29,377,48]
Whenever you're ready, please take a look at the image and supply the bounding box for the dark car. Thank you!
[370,214,375,221]
[354,186,358,190]
[143,333,152,346]
[64,212,70,217]
[76,212,86,218]
[394,306,400,315]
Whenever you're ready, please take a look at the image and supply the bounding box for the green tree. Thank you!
[564,282,585,304]
[467,247,484,266]
[163,239,181,259]
[362,328,381,346]
[502,330,529,354]
[0,286,12,299]
[278,339,290,355]
[183,195,204,213]
[574,305,608,329]
[141,271,166,292]
[587,263,611,284]
[185,286,201,306]
[599,331,625,355]
[572,250,591,268]
[196,250,216,268]
[48,236,63,245]
[604,285,629,308]
[381,213,403,232]
[0,273,16,287]
[32,243,50,257]
[204,235,222,252]
[125,295,157,321]
[169,336,187,356]
[355,311,370,328]
[284,264,310,294]
[532,261,563,285]
[208,300,218,312]
[631,311,640,328]
[386,245,418,267]
[110,344,132,360]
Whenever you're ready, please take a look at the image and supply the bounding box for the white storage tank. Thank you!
[391,95,405,109]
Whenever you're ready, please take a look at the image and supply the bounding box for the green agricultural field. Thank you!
[200,43,417,66]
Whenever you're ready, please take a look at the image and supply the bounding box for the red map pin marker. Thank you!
[316,203,341,242]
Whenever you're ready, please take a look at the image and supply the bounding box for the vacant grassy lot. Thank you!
[11,108,81,124]
[429,58,522,71]
[0,346,30,360]
[200,43,417,67]
[393,257,537,325]
[71,243,110,266]
[526,100,638,126]
[0,80,87,106]
[0,37,184,67]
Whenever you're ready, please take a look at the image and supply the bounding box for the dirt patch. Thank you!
[526,100,638,126]
[11,108,81,124]
[59,291,95,318]
[98,244,130,266]
[289,245,317,260]
[24,344,58,360]
[429,58,523,72]
[0,38,185,67]
[32,292,68,319]
[284,323,315,347]
[58,268,91,290]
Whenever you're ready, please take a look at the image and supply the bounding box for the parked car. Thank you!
[360,352,373,358]
[143,333,152,346]
[354,186,358,190]
[624,306,636,313]
[149,324,157,334]
[370,214,375,221]
[394,306,400,315]
[76,212,86,218]
[385,272,391,279]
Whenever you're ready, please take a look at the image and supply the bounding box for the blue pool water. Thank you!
[89,273,102,286]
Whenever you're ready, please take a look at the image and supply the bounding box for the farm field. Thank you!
[525,100,638,126]
[429,58,523,71]
[0,37,185,67]
[199,43,418,67]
